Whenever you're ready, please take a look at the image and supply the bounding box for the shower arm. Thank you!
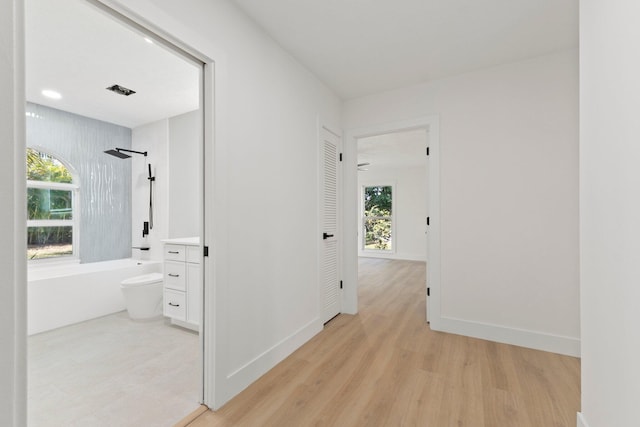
[116,148,147,156]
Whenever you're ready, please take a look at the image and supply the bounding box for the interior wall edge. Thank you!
[1,0,27,425]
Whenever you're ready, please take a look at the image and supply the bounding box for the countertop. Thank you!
[161,237,200,246]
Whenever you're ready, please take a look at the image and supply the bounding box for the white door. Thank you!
[321,126,341,323]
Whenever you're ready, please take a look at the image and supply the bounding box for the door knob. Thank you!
[323,232,334,240]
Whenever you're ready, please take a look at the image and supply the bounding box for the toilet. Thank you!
[120,272,163,319]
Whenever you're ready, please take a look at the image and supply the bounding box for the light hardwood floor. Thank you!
[180,258,580,427]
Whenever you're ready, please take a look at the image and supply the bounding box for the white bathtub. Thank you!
[28,258,162,335]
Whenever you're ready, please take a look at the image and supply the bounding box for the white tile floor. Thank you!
[28,311,200,427]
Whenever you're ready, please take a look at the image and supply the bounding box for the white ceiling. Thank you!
[25,0,578,128]
[232,0,579,99]
[25,0,200,129]
[357,129,428,171]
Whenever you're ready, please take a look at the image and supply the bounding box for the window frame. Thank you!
[361,183,395,253]
[27,164,80,263]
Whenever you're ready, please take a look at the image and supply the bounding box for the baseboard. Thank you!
[435,316,581,357]
[395,253,426,261]
[358,252,425,261]
[577,412,589,427]
[216,318,322,407]
[170,318,199,332]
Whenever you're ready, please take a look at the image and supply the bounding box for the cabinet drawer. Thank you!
[164,289,186,320]
[164,244,186,262]
[164,261,186,291]
[186,245,200,264]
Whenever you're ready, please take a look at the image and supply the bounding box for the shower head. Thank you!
[104,148,148,159]
[104,149,131,159]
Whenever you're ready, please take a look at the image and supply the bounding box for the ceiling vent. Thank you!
[106,84,136,96]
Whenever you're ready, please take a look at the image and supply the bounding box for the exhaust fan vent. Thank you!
[106,84,136,96]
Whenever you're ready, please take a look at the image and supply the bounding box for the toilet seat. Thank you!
[121,272,163,287]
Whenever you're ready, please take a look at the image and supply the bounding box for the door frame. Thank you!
[35,0,216,407]
[88,0,218,406]
[342,116,441,328]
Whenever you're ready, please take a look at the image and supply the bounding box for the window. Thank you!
[362,185,393,251]
[27,148,78,260]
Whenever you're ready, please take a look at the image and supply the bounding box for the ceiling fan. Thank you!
[357,162,370,171]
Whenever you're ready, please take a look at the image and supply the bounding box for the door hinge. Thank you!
[339,153,343,162]
[427,216,430,226]
[340,280,343,289]
[427,287,430,297]
[426,147,430,156]
[203,246,209,257]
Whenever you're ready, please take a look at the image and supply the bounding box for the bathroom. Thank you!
[26,104,202,334]
[26,0,204,425]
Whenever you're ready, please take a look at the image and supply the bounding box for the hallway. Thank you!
[181,257,580,426]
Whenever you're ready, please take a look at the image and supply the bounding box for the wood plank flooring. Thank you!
[179,257,580,427]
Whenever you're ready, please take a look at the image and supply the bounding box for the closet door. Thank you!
[320,126,341,323]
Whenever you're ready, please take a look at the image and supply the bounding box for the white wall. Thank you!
[168,110,200,238]
[344,49,580,356]
[358,166,427,261]
[131,119,169,261]
[580,1,640,425]
[0,1,27,425]
[109,0,342,408]
[132,110,201,260]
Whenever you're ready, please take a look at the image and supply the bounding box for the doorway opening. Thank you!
[343,116,440,326]
[25,0,211,425]
[357,129,427,260]
[357,129,427,320]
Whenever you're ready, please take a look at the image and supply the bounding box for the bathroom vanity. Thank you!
[161,237,201,331]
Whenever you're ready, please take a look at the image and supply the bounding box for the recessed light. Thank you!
[144,37,154,44]
[42,89,62,100]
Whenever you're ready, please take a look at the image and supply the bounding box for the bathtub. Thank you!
[28,258,162,335]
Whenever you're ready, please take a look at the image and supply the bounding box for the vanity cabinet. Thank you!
[162,238,200,330]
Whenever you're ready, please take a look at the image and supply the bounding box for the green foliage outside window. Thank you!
[27,148,72,183]
[363,186,392,250]
[27,148,74,259]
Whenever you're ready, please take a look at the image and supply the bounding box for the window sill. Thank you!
[28,257,80,269]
